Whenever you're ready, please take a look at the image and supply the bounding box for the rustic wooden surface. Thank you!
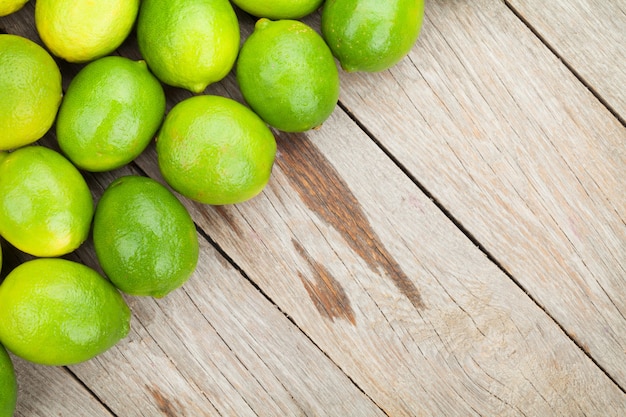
[1,0,625,415]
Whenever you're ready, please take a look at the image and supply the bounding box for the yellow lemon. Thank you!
[35,0,139,63]
[137,0,239,93]
[0,258,131,366]
[157,95,277,205]
[93,175,199,298]
[0,0,29,17]
[0,146,94,257]
[0,34,62,151]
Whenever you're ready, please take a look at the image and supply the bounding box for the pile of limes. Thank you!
[0,0,424,412]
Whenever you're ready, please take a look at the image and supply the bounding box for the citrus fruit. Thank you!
[0,258,131,366]
[0,146,94,257]
[236,19,340,132]
[0,345,17,417]
[93,175,199,298]
[0,34,62,151]
[56,56,166,172]
[0,0,28,17]
[35,0,139,63]
[137,0,239,93]
[321,0,425,72]
[230,0,324,19]
[156,95,277,205]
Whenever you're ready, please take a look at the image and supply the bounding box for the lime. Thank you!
[157,95,276,205]
[0,34,62,151]
[57,56,166,172]
[321,0,425,72]
[35,0,139,63]
[0,146,94,257]
[0,345,17,417]
[93,175,199,298]
[137,0,239,93]
[236,19,340,132]
[0,0,28,17]
[0,258,130,366]
[230,0,324,19]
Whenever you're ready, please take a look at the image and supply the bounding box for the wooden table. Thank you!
[2,0,625,415]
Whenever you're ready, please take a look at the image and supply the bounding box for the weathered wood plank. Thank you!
[325,0,626,387]
[505,0,626,120]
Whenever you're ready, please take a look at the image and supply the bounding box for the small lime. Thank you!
[0,345,17,417]
[137,0,240,93]
[0,34,62,151]
[93,175,199,298]
[157,95,277,205]
[0,258,131,366]
[0,0,28,17]
[230,0,324,19]
[236,19,340,132]
[35,0,139,62]
[0,146,94,257]
[57,56,166,172]
[321,0,425,72]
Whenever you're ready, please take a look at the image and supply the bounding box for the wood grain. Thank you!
[506,0,626,120]
[327,0,626,387]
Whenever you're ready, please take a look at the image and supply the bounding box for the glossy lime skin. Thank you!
[0,146,94,257]
[237,19,340,132]
[322,0,424,72]
[93,176,199,298]
[230,0,324,19]
[0,345,16,417]
[0,34,62,151]
[157,95,277,205]
[137,0,240,93]
[0,258,131,366]
[56,56,166,172]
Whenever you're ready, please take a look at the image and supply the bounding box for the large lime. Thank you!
[0,258,131,366]
[157,95,277,205]
[57,56,166,172]
[236,19,340,132]
[0,34,62,151]
[93,175,199,298]
[0,146,94,257]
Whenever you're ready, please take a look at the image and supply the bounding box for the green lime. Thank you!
[0,345,17,417]
[0,258,130,366]
[157,95,277,205]
[0,0,28,17]
[93,175,199,298]
[57,56,166,172]
[0,34,62,151]
[236,19,340,132]
[0,146,94,257]
[35,0,139,63]
[137,0,240,93]
[321,0,425,72]
[230,0,324,19]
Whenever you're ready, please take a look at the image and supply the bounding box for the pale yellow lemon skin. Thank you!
[35,0,139,63]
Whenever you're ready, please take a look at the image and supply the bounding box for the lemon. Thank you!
[0,0,28,17]
[0,345,17,417]
[0,258,130,366]
[0,34,62,151]
[0,146,94,257]
[93,175,199,298]
[321,0,425,72]
[137,0,239,93]
[157,95,277,205]
[57,56,166,172]
[230,0,324,19]
[35,0,139,63]
[236,19,340,132]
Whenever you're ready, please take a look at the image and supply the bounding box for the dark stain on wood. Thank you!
[147,385,182,417]
[276,133,425,310]
[293,239,357,325]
